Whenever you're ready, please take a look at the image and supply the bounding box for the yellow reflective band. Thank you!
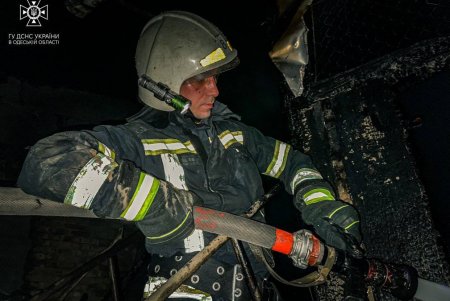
[218,130,244,149]
[290,168,323,193]
[263,141,291,178]
[147,210,192,240]
[200,47,226,67]
[303,188,335,205]
[218,130,231,139]
[98,142,116,160]
[121,172,160,221]
[328,205,349,219]
[142,139,196,156]
[232,131,243,143]
[345,220,360,231]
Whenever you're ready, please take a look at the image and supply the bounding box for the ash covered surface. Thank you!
[305,0,450,81]
[286,37,450,300]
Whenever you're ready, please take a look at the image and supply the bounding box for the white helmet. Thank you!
[135,11,239,111]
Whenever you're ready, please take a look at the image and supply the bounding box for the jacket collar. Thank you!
[128,101,240,130]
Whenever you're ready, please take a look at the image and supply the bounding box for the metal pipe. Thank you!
[108,256,121,301]
[56,272,88,301]
[230,238,262,301]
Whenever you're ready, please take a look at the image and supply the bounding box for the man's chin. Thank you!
[194,111,211,120]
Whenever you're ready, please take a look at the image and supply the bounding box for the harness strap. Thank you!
[252,245,336,288]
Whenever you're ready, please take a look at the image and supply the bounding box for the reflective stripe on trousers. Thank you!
[144,252,250,301]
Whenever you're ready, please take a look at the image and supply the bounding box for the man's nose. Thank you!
[204,76,219,97]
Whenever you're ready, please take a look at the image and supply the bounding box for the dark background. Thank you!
[1,0,450,300]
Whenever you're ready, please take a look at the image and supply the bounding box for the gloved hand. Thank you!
[295,190,362,255]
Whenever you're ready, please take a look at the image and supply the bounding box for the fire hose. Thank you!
[192,206,419,301]
[145,185,280,301]
[137,75,445,299]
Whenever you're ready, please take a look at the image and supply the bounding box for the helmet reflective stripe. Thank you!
[200,47,226,67]
[135,11,239,111]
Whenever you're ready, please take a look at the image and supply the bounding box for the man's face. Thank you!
[179,76,219,120]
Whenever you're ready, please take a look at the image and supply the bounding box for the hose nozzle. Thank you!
[366,260,418,300]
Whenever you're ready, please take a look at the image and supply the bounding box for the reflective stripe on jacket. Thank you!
[18,102,331,254]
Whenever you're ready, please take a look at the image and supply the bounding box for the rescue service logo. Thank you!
[19,0,48,27]
[7,0,59,46]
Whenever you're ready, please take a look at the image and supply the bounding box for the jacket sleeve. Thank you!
[17,124,201,244]
[240,124,336,206]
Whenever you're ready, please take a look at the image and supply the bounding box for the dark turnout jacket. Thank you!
[18,102,332,256]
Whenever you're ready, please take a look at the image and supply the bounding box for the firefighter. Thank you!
[18,11,361,300]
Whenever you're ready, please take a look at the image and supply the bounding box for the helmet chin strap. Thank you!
[184,110,203,124]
